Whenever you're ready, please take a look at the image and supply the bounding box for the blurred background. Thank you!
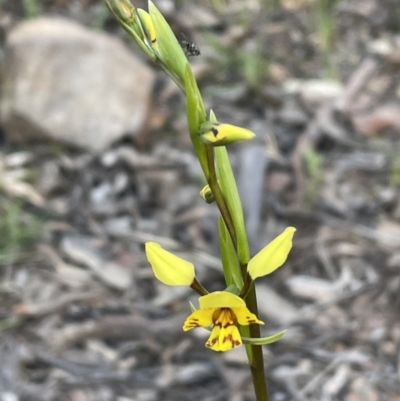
[0,0,400,400]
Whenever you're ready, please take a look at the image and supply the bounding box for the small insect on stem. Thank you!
[180,33,201,57]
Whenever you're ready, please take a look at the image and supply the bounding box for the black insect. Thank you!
[180,34,201,57]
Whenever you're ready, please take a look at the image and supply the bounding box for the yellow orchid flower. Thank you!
[145,228,295,352]
[183,291,263,352]
[145,242,195,286]
[247,227,296,280]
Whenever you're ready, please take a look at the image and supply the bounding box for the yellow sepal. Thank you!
[199,121,255,146]
[247,227,296,280]
[145,242,195,286]
[199,291,246,309]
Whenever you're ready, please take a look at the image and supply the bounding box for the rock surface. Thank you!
[1,18,155,152]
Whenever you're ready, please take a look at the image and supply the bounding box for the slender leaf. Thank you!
[218,217,243,288]
[242,329,286,345]
[215,146,250,264]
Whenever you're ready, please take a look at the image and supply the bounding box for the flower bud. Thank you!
[104,0,136,24]
[137,8,159,53]
[199,121,255,147]
[200,185,215,203]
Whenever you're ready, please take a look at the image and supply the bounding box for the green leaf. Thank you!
[218,217,243,288]
[215,145,250,264]
[225,284,241,295]
[242,329,287,345]
[184,64,208,178]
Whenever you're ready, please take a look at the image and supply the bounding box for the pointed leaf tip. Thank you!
[242,329,287,345]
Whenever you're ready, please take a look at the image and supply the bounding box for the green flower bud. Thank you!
[200,185,215,204]
[104,0,136,24]
[137,8,159,53]
[148,1,188,82]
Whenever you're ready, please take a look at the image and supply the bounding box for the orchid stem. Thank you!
[190,278,209,296]
[247,284,270,401]
[206,146,270,401]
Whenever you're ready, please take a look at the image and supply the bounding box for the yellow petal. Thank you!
[145,242,195,286]
[183,308,215,331]
[232,306,264,326]
[206,314,242,351]
[247,227,296,280]
[199,291,246,310]
[199,122,255,147]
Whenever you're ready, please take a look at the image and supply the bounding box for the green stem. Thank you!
[190,277,209,296]
[246,283,270,401]
[238,272,252,298]
[205,146,237,248]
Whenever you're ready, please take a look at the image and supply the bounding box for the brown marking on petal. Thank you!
[247,319,256,324]
[206,337,219,347]
[191,318,199,322]
[222,334,241,348]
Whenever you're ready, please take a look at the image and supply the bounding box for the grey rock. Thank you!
[1,18,155,152]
